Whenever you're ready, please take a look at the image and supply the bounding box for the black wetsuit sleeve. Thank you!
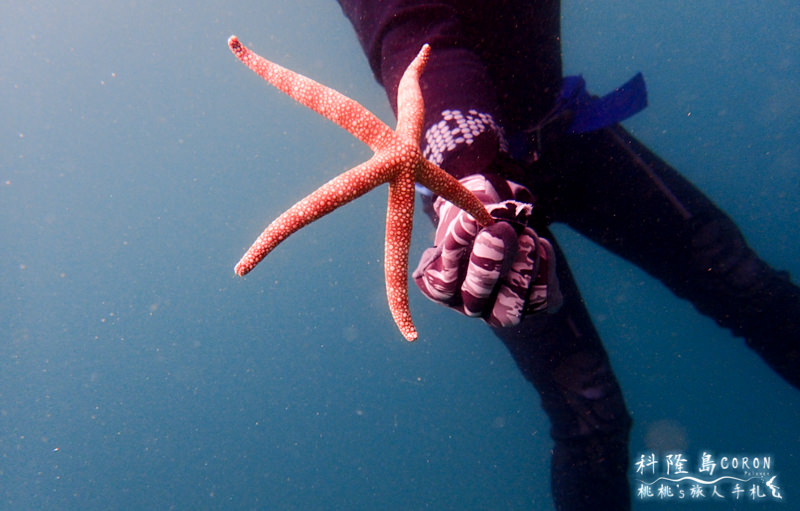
[338,1,499,120]
[337,0,505,178]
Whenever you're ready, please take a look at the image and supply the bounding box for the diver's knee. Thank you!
[688,217,750,279]
[551,349,633,438]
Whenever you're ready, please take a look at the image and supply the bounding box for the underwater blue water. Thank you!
[1,1,798,509]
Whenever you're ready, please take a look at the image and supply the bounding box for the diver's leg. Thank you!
[493,233,632,511]
[534,125,800,389]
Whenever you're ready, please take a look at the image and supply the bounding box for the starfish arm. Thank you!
[235,156,394,276]
[228,36,394,153]
[385,169,418,341]
[417,158,494,226]
[395,44,430,145]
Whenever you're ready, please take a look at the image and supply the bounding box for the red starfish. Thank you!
[228,36,493,341]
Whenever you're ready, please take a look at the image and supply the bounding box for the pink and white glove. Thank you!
[413,174,562,327]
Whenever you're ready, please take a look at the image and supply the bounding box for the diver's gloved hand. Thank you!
[413,174,562,327]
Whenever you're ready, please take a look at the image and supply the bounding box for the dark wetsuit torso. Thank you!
[338,1,800,509]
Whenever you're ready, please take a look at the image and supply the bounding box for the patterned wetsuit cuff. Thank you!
[422,109,509,180]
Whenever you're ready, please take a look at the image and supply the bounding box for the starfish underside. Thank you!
[228,36,492,341]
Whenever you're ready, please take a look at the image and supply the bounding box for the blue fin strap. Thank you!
[564,73,648,134]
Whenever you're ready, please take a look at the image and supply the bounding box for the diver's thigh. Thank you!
[553,125,740,279]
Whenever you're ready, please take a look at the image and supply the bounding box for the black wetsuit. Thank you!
[337,1,800,509]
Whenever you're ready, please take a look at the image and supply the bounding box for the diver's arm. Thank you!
[338,0,560,325]
[337,0,506,178]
